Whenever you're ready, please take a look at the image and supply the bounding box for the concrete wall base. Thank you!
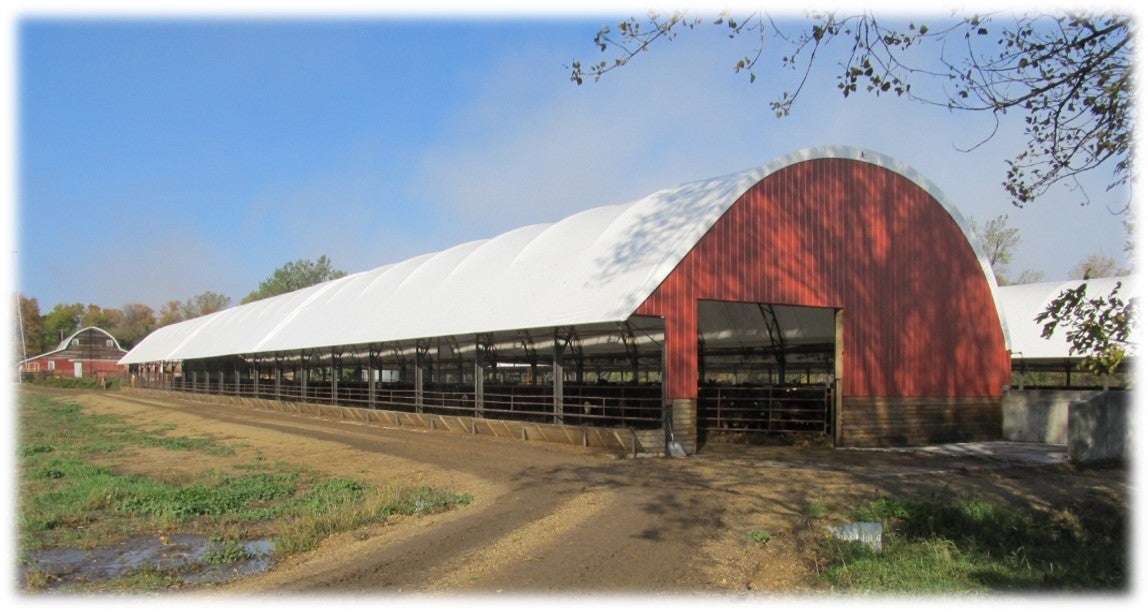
[669,398,697,455]
[1068,390,1131,464]
[1002,389,1103,444]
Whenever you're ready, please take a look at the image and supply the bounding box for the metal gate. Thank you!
[698,383,833,441]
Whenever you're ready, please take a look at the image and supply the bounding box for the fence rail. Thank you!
[139,378,663,429]
[699,384,832,435]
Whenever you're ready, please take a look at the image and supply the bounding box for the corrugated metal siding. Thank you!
[636,158,1010,400]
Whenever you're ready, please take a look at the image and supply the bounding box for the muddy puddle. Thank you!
[21,534,274,590]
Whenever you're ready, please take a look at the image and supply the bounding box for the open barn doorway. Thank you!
[697,300,839,447]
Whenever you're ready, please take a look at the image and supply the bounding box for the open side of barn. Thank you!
[119,147,1012,453]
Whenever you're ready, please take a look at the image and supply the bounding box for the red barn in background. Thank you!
[19,327,130,380]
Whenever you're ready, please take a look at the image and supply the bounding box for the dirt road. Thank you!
[52,389,1128,595]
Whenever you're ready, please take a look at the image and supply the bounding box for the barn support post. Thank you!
[191,369,198,393]
[475,334,494,419]
[274,356,282,401]
[474,347,484,418]
[572,333,584,384]
[300,351,309,403]
[331,347,339,406]
[553,328,568,425]
[414,340,427,414]
[368,345,378,410]
[661,305,699,454]
[234,364,240,397]
[619,322,640,384]
[833,308,845,448]
[453,338,465,385]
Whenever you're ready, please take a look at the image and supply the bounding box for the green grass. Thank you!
[818,493,1126,593]
[18,391,473,590]
[747,529,772,545]
[272,485,473,556]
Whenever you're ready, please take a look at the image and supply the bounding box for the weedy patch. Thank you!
[816,493,1127,592]
[747,530,772,545]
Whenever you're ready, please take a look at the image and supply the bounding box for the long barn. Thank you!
[120,147,1012,452]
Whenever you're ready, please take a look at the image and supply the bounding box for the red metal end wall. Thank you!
[635,158,1011,400]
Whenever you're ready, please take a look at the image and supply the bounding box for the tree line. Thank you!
[969,214,1131,286]
[13,255,344,359]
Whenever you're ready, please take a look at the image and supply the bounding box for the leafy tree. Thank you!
[157,299,185,327]
[1037,281,1134,377]
[968,214,1044,285]
[242,255,347,304]
[13,293,43,359]
[1068,253,1130,280]
[180,291,231,319]
[970,214,1019,276]
[570,11,1132,209]
[81,304,123,331]
[113,303,156,348]
[40,303,84,348]
[151,292,232,327]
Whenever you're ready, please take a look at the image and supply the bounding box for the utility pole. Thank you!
[13,251,28,381]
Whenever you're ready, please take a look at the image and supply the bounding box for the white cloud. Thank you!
[409,35,779,244]
[408,26,1133,282]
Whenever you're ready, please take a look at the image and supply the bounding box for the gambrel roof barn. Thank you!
[21,326,130,379]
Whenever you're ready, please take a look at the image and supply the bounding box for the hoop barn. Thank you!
[121,147,1011,452]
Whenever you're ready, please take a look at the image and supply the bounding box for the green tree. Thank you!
[180,291,231,319]
[157,299,185,327]
[112,303,156,348]
[13,293,43,359]
[81,304,123,331]
[152,292,232,327]
[570,11,1131,209]
[1068,253,1130,280]
[242,255,347,304]
[40,303,84,348]
[968,214,1045,286]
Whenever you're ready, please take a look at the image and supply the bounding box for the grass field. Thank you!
[17,391,472,591]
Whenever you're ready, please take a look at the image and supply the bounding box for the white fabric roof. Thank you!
[997,277,1135,362]
[120,146,1000,364]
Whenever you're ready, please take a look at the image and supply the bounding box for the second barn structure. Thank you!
[121,147,1012,452]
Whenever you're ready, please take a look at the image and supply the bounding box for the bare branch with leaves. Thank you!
[1036,282,1135,377]
[569,11,1132,210]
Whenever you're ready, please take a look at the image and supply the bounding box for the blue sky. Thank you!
[8,5,1137,312]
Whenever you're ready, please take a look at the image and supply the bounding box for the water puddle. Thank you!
[21,534,274,590]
